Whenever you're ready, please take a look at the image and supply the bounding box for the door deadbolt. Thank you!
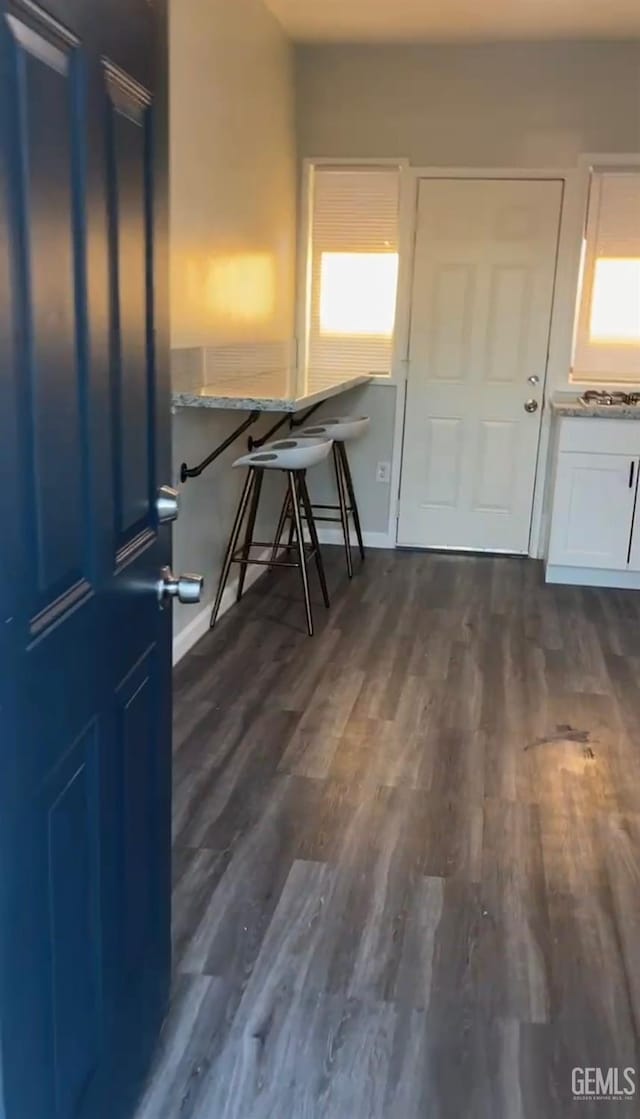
[157,484,180,524]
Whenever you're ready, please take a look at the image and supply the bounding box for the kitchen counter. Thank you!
[172,373,372,413]
[550,394,640,420]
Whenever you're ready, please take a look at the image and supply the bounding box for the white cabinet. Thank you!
[627,485,640,570]
[546,417,640,587]
[547,452,637,569]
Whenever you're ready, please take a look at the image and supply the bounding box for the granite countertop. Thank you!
[550,395,640,420]
[172,373,372,413]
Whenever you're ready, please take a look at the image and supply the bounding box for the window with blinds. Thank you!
[573,170,640,382]
[303,165,401,385]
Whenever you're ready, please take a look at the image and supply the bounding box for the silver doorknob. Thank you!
[527,375,540,385]
[158,566,204,606]
[157,484,180,524]
[524,399,539,413]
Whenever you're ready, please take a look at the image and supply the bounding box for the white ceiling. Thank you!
[263,0,640,42]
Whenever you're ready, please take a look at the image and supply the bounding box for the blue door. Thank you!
[0,1,173,1116]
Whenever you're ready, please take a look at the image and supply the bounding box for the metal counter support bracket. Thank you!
[180,410,261,483]
[179,400,326,482]
[247,401,324,451]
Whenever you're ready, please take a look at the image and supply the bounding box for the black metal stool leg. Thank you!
[289,471,314,636]
[210,469,255,628]
[299,472,330,609]
[270,489,291,567]
[286,510,296,551]
[338,442,365,562]
[332,442,353,578]
[236,468,263,602]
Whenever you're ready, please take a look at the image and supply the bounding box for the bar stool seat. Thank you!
[233,436,332,471]
[210,436,333,637]
[300,416,370,443]
[276,415,369,579]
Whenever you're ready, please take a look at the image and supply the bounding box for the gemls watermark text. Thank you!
[572,1067,636,1101]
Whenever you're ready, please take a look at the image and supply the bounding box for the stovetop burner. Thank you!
[580,390,640,407]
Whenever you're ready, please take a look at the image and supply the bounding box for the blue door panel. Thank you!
[1,1,171,1118]
[105,65,154,553]
[5,11,91,624]
[45,722,102,1119]
[117,650,156,978]
[6,718,103,1119]
[19,602,101,793]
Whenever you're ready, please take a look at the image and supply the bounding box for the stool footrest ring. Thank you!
[231,542,318,568]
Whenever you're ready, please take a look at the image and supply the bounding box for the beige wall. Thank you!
[294,41,640,548]
[295,41,640,166]
[170,0,297,348]
[170,0,297,643]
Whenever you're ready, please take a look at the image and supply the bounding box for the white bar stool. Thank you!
[209,436,333,637]
[273,416,369,579]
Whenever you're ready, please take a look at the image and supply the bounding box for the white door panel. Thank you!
[399,178,563,553]
[427,264,476,381]
[473,420,519,512]
[422,417,464,507]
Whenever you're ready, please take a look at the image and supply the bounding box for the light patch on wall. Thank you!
[319,251,399,336]
[590,258,640,344]
[205,252,276,324]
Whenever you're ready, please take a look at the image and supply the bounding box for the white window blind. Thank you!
[305,166,401,386]
[573,170,640,382]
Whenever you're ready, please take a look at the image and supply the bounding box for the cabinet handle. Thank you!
[630,461,636,489]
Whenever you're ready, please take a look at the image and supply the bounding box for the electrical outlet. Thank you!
[376,461,391,484]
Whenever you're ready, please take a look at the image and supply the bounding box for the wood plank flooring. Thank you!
[136,549,640,1118]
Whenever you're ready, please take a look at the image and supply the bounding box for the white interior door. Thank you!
[398,177,563,553]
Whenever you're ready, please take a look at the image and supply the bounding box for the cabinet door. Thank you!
[627,472,640,571]
[548,452,637,570]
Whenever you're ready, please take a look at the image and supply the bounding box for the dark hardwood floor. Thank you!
[136,549,640,1118]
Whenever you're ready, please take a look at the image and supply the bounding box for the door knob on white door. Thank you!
[158,566,204,606]
[524,399,539,413]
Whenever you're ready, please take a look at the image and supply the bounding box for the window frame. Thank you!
[571,159,640,385]
[297,158,410,387]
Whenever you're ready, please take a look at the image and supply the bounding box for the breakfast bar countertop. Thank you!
[550,392,640,420]
[172,373,372,413]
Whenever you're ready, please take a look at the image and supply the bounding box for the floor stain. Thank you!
[524,723,595,756]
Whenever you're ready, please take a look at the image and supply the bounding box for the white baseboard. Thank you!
[172,549,270,665]
[316,526,395,549]
[545,564,640,590]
